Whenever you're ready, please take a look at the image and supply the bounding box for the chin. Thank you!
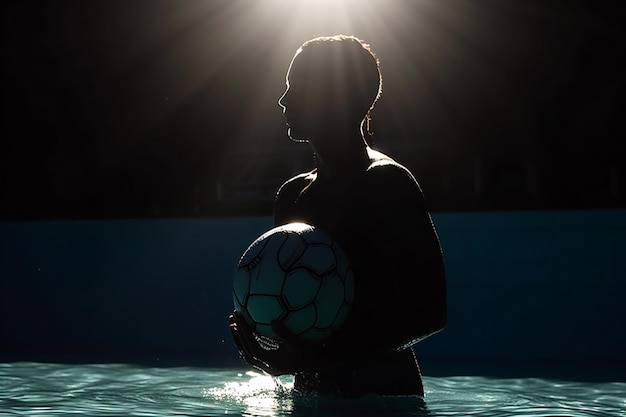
[287,128,308,143]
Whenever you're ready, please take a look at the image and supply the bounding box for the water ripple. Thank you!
[0,362,623,417]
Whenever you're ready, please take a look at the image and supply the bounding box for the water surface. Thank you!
[1,362,623,416]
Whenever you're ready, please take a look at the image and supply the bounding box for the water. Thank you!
[1,362,624,417]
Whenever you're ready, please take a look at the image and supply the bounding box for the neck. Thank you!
[309,129,370,180]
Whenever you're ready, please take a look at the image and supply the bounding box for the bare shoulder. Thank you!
[366,148,419,186]
[274,170,316,224]
[276,170,316,200]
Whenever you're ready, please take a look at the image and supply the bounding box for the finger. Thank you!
[229,321,247,356]
[236,329,278,374]
[229,312,260,364]
[230,312,279,371]
[229,312,289,375]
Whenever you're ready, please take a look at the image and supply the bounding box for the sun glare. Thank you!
[212,0,429,137]
[122,0,460,156]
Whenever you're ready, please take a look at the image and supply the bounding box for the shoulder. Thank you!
[276,170,316,201]
[274,170,316,224]
[365,148,420,189]
[363,148,428,212]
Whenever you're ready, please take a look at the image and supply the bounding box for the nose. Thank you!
[278,87,289,112]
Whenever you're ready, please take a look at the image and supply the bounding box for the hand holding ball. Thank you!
[233,223,354,343]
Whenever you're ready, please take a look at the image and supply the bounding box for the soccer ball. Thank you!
[233,222,354,342]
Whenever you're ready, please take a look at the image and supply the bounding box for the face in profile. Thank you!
[278,50,334,142]
[278,37,382,143]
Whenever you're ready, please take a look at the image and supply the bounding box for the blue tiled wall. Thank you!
[1,211,624,364]
[422,211,626,363]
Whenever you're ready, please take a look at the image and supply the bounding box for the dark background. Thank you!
[2,0,625,220]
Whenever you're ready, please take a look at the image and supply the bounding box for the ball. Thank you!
[233,222,354,342]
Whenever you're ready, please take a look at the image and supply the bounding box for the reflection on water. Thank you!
[204,370,296,416]
[0,362,624,417]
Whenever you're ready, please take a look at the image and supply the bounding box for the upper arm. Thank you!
[365,163,447,337]
[366,162,428,221]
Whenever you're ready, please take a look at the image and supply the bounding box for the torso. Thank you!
[274,150,446,353]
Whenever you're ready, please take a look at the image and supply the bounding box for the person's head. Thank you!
[278,35,382,143]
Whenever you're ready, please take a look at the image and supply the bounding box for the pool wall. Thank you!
[1,211,625,365]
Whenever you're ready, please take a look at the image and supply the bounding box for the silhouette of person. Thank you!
[229,35,446,397]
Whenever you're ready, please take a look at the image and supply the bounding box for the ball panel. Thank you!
[283,304,317,336]
[233,222,353,344]
[302,228,333,246]
[277,234,308,270]
[254,323,278,340]
[238,231,273,268]
[232,269,251,307]
[247,294,286,325]
[292,243,337,275]
[334,303,351,330]
[237,304,256,333]
[315,274,345,328]
[283,268,321,309]
[275,222,314,235]
[241,231,288,270]
[246,234,289,296]
[233,293,245,320]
